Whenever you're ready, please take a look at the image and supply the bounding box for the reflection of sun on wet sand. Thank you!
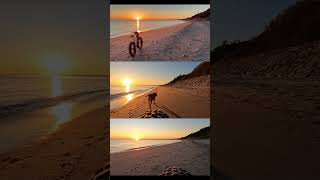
[111,62,210,118]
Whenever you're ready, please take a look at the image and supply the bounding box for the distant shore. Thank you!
[0,107,108,180]
[111,139,210,176]
[110,20,210,61]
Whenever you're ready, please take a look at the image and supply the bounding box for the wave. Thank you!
[0,89,107,119]
[110,89,149,99]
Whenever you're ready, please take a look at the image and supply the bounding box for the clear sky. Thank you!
[110,62,200,86]
[111,5,210,20]
[213,0,298,49]
[111,119,210,140]
[0,0,108,76]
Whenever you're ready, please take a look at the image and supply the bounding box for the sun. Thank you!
[122,78,132,86]
[130,132,143,141]
[44,54,67,75]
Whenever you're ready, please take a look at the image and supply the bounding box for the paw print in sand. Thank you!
[140,109,169,118]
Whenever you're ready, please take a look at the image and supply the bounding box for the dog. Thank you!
[146,93,157,110]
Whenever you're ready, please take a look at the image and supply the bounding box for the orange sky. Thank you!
[111,119,210,140]
[110,5,210,20]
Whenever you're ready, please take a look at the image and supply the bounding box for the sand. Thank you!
[110,20,210,61]
[110,139,210,176]
[111,75,210,118]
[213,78,320,178]
[0,107,109,180]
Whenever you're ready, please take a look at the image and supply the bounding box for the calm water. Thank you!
[110,139,181,153]
[110,20,185,38]
[0,75,108,153]
[110,85,155,110]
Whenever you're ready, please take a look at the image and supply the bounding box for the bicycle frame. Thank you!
[131,32,140,43]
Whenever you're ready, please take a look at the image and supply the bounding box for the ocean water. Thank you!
[110,85,155,110]
[110,139,181,153]
[110,20,185,38]
[0,75,108,153]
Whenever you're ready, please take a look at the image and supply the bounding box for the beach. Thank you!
[213,78,320,178]
[212,42,320,178]
[110,20,210,61]
[111,139,210,176]
[111,75,210,118]
[0,107,109,180]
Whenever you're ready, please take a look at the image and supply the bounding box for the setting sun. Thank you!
[122,78,132,86]
[130,132,144,141]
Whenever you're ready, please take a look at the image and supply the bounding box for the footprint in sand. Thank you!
[139,109,169,118]
[160,167,192,176]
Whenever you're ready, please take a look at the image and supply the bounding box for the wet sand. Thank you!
[0,107,109,180]
[111,139,210,176]
[111,75,210,118]
[111,20,210,61]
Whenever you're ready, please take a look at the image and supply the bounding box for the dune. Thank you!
[111,61,210,118]
[212,0,320,178]
[0,107,109,180]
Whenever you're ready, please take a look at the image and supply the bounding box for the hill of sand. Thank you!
[180,127,210,140]
[212,0,320,178]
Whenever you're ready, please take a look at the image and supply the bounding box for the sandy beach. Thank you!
[111,139,210,176]
[111,75,210,118]
[110,20,210,61]
[213,78,320,178]
[0,107,109,180]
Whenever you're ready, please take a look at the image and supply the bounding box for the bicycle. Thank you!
[128,31,143,57]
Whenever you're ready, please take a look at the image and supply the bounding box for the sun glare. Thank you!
[45,55,67,75]
[122,78,132,93]
[122,79,132,86]
[130,132,143,141]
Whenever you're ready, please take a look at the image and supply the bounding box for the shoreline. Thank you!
[0,106,108,180]
[110,139,181,154]
[110,86,157,111]
[111,75,210,118]
[110,20,186,39]
[110,20,210,61]
[110,139,210,176]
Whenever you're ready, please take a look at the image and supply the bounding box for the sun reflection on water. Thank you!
[136,17,140,33]
[51,75,62,97]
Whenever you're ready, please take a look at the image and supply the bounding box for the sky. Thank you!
[110,62,200,86]
[0,0,108,76]
[213,0,298,49]
[111,119,210,140]
[110,5,210,20]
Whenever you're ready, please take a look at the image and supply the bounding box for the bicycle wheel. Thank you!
[137,37,143,49]
[129,42,136,57]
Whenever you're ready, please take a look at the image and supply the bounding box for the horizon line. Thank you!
[0,73,108,77]
[111,18,184,21]
[110,138,180,140]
